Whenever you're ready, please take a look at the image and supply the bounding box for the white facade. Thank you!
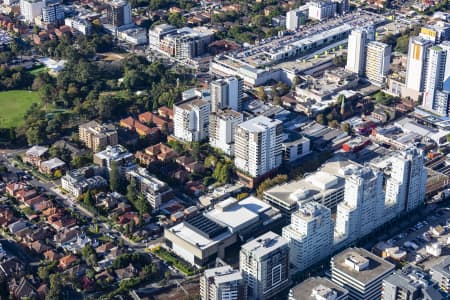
[346,28,368,76]
[308,1,336,21]
[210,77,243,112]
[200,265,245,300]
[335,166,384,245]
[405,37,433,92]
[64,17,92,35]
[174,98,210,142]
[423,42,450,115]
[286,9,307,31]
[239,231,289,300]
[282,202,333,271]
[20,0,45,23]
[365,41,391,86]
[209,110,243,156]
[385,147,427,215]
[234,116,282,178]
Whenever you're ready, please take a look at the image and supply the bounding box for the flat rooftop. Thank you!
[241,231,287,258]
[205,196,272,232]
[204,265,242,284]
[264,158,358,207]
[238,115,281,133]
[168,220,232,250]
[332,248,395,285]
[290,277,348,300]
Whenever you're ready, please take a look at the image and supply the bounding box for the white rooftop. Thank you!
[169,222,232,250]
[241,231,288,258]
[238,115,281,133]
[26,145,48,157]
[205,196,271,232]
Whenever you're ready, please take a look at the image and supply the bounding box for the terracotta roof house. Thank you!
[58,254,78,269]
[119,116,136,130]
[43,249,60,261]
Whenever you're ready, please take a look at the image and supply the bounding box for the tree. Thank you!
[109,161,121,192]
[135,194,150,216]
[127,178,138,207]
[256,175,288,198]
[53,169,62,178]
[255,86,267,101]
[164,270,171,281]
[46,274,62,300]
[315,113,325,125]
[341,122,351,134]
[83,191,94,207]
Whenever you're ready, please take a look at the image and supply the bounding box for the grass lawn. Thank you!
[0,90,40,128]
[28,65,48,75]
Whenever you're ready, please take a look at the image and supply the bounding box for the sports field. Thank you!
[0,90,40,128]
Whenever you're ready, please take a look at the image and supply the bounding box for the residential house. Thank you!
[23,146,48,167]
[9,277,37,300]
[58,254,78,269]
[39,158,66,175]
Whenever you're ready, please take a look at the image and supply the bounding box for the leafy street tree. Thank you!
[109,161,121,193]
[127,177,137,202]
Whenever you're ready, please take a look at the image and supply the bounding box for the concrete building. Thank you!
[263,158,356,218]
[234,116,282,178]
[210,77,243,113]
[20,0,45,23]
[422,43,450,116]
[106,0,132,28]
[93,144,135,173]
[200,265,246,300]
[174,98,210,142]
[149,25,214,59]
[331,247,395,300]
[41,2,64,24]
[365,41,391,86]
[281,132,311,162]
[78,121,118,152]
[61,166,107,197]
[385,147,427,215]
[240,231,289,300]
[346,28,370,76]
[204,196,284,241]
[209,109,243,156]
[308,1,336,21]
[420,22,450,44]
[405,37,433,93]
[289,277,349,300]
[383,266,434,300]
[282,202,333,271]
[125,167,173,210]
[64,17,92,35]
[286,7,308,31]
[334,166,384,245]
[164,213,236,267]
[430,256,450,294]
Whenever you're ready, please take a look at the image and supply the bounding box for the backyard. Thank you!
[0,90,40,128]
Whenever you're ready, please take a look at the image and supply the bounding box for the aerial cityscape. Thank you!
[0,0,450,299]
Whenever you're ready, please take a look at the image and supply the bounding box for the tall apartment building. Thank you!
[240,231,289,300]
[286,8,307,31]
[41,2,64,24]
[385,147,427,215]
[20,0,45,23]
[405,37,433,93]
[174,98,210,142]
[78,121,118,152]
[331,247,395,300]
[365,41,391,86]
[149,24,177,50]
[346,28,369,76]
[419,22,450,44]
[334,166,384,245]
[422,43,450,115]
[308,1,336,21]
[209,109,243,156]
[383,266,435,300]
[210,77,243,112]
[200,265,246,300]
[282,202,333,271]
[106,0,132,28]
[234,116,283,178]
